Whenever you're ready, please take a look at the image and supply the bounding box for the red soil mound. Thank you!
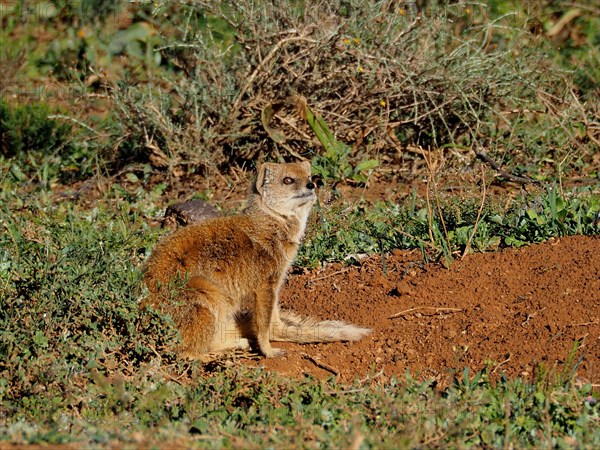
[252,235,599,385]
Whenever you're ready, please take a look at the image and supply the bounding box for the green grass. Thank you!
[4,365,600,447]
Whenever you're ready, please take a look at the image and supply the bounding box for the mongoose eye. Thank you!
[283,177,294,185]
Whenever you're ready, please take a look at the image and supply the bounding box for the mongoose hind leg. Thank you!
[207,316,251,353]
[175,302,214,360]
[169,277,237,360]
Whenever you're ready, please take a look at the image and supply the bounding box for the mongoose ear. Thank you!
[255,163,271,195]
[301,160,312,174]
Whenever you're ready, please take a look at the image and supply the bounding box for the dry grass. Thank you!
[107,1,598,179]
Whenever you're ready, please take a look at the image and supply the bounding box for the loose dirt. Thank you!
[250,235,600,385]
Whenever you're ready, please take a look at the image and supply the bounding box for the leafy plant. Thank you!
[0,100,71,157]
[302,99,378,182]
[39,20,165,81]
[298,187,599,266]
[503,186,599,247]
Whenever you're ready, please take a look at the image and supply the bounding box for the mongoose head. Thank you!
[254,161,316,220]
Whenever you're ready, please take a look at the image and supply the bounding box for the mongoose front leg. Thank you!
[253,285,285,357]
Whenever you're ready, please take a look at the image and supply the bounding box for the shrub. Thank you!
[0,100,71,158]
[106,0,597,180]
[0,99,95,182]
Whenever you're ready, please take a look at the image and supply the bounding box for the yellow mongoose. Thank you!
[143,161,371,358]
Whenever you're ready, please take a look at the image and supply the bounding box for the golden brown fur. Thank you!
[142,161,370,359]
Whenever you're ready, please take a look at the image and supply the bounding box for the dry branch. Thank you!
[389,307,463,319]
[302,353,339,377]
[475,151,539,185]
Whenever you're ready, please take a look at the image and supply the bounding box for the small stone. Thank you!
[163,199,221,229]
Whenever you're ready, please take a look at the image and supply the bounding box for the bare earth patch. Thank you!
[248,235,599,385]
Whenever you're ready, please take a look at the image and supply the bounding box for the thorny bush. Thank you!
[110,1,599,177]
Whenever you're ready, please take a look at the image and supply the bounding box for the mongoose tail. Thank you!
[273,310,372,343]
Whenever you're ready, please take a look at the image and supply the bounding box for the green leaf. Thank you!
[355,159,379,172]
[304,104,337,152]
[108,22,154,56]
[351,173,368,183]
[10,164,26,181]
[505,236,526,247]
[260,103,287,144]
[33,331,48,348]
[526,209,538,220]
[126,173,140,183]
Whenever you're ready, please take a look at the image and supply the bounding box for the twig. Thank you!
[492,354,512,374]
[230,35,316,118]
[306,267,352,285]
[159,369,185,386]
[521,307,546,327]
[503,396,511,450]
[423,147,451,254]
[389,307,462,319]
[565,320,599,327]
[462,164,487,259]
[358,368,385,384]
[47,114,100,135]
[392,226,435,249]
[424,153,435,245]
[146,343,162,360]
[475,150,539,185]
[390,17,421,45]
[302,354,339,377]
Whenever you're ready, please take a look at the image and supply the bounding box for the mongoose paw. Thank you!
[263,347,287,358]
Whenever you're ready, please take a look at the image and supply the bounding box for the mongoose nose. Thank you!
[306,182,315,190]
